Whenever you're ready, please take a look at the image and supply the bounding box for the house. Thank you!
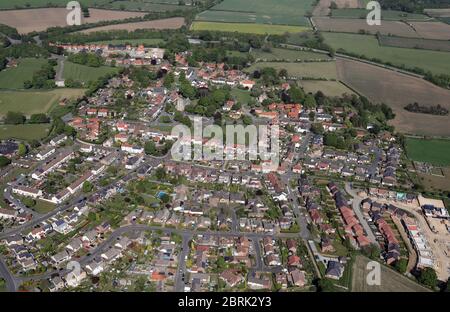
[220,269,244,287]
[51,250,70,265]
[49,275,65,292]
[85,259,105,276]
[240,80,256,90]
[101,248,122,262]
[66,237,83,253]
[12,185,43,199]
[36,147,56,161]
[50,134,68,146]
[65,269,87,288]
[289,269,306,287]
[0,208,18,220]
[115,237,131,250]
[325,261,344,280]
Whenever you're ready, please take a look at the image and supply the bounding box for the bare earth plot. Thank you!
[313,0,364,17]
[411,21,450,40]
[299,80,355,97]
[352,255,431,292]
[336,58,450,137]
[313,17,420,37]
[0,8,147,34]
[79,17,185,34]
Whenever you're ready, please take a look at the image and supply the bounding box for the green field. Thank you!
[0,0,110,9]
[0,89,85,116]
[63,62,119,85]
[108,1,195,12]
[191,21,308,35]
[322,32,450,75]
[245,61,338,80]
[230,89,252,104]
[200,0,316,26]
[0,124,51,140]
[0,58,48,90]
[406,138,450,166]
[331,9,431,21]
[299,81,355,97]
[89,38,165,46]
[378,35,450,52]
[251,47,331,61]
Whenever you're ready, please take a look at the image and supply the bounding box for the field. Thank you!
[246,61,338,79]
[89,38,165,46]
[107,1,196,12]
[251,47,331,61]
[313,17,420,37]
[0,0,110,9]
[299,80,355,97]
[336,58,450,136]
[0,8,147,34]
[230,89,252,104]
[331,9,432,21]
[0,58,48,89]
[411,21,450,40]
[313,0,365,16]
[351,255,431,292]
[425,8,450,18]
[0,89,85,117]
[417,167,450,192]
[378,35,450,52]
[191,22,308,35]
[406,138,450,166]
[80,17,185,34]
[198,0,316,26]
[323,32,450,75]
[62,62,119,85]
[0,124,51,141]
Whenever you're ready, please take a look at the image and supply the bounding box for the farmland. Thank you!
[0,124,51,141]
[336,58,450,137]
[62,62,119,85]
[191,22,308,35]
[405,138,450,166]
[0,58,48,90]
[80,17,185,34]
[410,21,450,40]
[378,35,450,52]
[0,89,85,117]
[245,61,338,80]
[299,80,355,97]
[313,17,420,37]
[331,8,432,21]
[251,48,331,62]
[313,0,365,17]
[351,256,431,292]
[323,32,450,76]
[0,8,147,34]
[197,0,316,26]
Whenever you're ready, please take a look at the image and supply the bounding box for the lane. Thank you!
[0,258,17,292]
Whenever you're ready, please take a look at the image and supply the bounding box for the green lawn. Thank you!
[299,81,355,97]
[251,47,331,61]
[322,32,450,76]
[331,9,432,21]
[34,199,56,214]
[0,124,51,141]
[191,22,309,35]
[0,89,85,116]
[62,62,119,85]
[245,61,338,79]
[230,89,252,104]
[0,58,48,90]
[406,138,450,166]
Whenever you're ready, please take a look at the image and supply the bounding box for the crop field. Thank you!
[406,138,450,166]
[313,17,420,37]
[0,124,51,141]
[336,58,450,137]
[191,22,308,35]
[378,35,450,52]
[107,1,196,12]
[0,8,147,34]
[323,32,450,76]
[63,62,119,85]
[0,58,48,90]
[411,21,450,40]
[245,61,338,80]
[251,48,331,61]
[425,8,450,18]
[352,256,431,292]
[0,89,85,117]
[80,17,185,33]
[0,0,109,9]
[198,0,316,26]
[313,0,365,17]
[331,9,432,21]
[299,80,355,97]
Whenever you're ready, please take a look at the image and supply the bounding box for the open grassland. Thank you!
[352,256,431,292]
[299,80,355,97]
[88,38,165,46]
[191,21,308,35]
[378,35,450,52]
[199,0,316,26]
[410,21,450,40]
[0,124,51,141]
[331,9,432,21]
[406,138,450,166]
[80,17,185,33]
[314,17,420,37]
[63,62,119,84]
[0,8,147,34]
[336,58,450,137]
[313,0,365,16]
[251,48,331,61]
[323,32,450,75]
[0,58,47,89]
[246,61,338,80]
[0,89,85,116]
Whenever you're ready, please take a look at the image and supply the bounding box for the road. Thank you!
[344,183,377,244]
[0,258,17,292]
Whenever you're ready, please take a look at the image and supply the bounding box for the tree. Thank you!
[144,141,157,155]
[317,278,336,292]
[155,167,166,181]
[29,113,50,124]
[418,267,437,288]
[4,111,25,124]
[82,181,94,193]
[304,94,317,109]
[395,258,408,274]
[310,123,324,135]
[17,143,27,157]
[0,156,11,168]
